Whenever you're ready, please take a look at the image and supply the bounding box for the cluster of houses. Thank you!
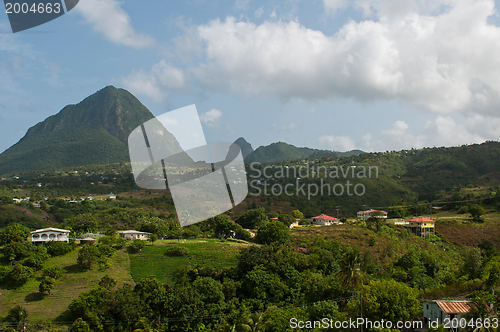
[29,228,151,246]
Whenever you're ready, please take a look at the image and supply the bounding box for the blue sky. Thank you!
[1,0,500,155]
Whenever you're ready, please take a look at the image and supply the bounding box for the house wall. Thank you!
[31,231,69,244]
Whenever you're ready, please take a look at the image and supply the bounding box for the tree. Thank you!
[0,224,30,245]
[69,318,90,332]
[42,266,64,279]
[235,208,268,229]
[39,276,55,295]
[149,233,158,244]
[483,260,500,294]
[469,204,486,222]
[348,279,421,322]
[77,245,102,270]
[461,246,483,279]
[337,248,366,295]
[278,214,295,227]
[4,305,28,330]
[214,214,237,238]
[99,275,117,290]
[9,264,34,286]
[255,220,290,245]
[464,291,496,332]
[129,239,146,253]
[291,210,304,220]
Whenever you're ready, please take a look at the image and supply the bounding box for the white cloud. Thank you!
[323,0,348,14]
[76,0,155,49]
[121,61,186,102]
[255,7,264,18]
[235,0,251,10]
[318,135,357,151]
[188,1,500,116]
[341,116,492,152]
[281,122,300,130]
[200,109,223,127]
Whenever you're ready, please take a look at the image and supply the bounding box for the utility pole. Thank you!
[362,204,367,222]
[336,206,340,219]
[360,292,363,332]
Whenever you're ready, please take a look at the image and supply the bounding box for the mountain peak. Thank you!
[233,137,254,159]
[0,86,175,175]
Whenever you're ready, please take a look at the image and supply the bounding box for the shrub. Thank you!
[45,241,73,256]
[42,266,64,279]
[164,246,188,257]
[129,239,146,253]
[10,264,34,286]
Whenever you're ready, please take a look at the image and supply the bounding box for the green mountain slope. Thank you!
[245,141,363,164]
[0,86,185,175]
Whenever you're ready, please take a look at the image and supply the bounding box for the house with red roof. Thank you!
[404,217,435,238]
[357,209,388,220]
[311,214,339,226]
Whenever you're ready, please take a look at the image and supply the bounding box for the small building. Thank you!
[357,209,388,220]
[404,217,435,238]
[289,219,300,228]
[79,237,97,245]
[245,229,256,238]
[311,214,338,226]
[33,203,41,208]
[118,230,150,240]
[270,217,301,228]
[423,300,488,325]
[31,228,71,245]
[393,220,409,226]
[107,193,116,199]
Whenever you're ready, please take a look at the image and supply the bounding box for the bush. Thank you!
[39,276,55,295]
[42,266,64,279]
[23,246,49,269]
[44,241,73,256]
[10,264,34,286]
[164,246,188,257]
[129,239,146,253]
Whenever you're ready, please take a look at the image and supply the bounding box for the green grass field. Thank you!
[0,248,134,323]
[130,239,252,285]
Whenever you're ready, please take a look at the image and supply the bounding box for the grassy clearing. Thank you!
[0,248,133,323]
[130,239,252,285]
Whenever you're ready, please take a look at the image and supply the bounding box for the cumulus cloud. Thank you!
[200,109,223,127]
[318,135,357,151]
[281,122,300,130]
[76,0,155,49]
[121,61,186,102]
[187,1,500,115]
[341,116,490,152]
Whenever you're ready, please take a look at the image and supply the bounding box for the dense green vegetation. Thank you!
[2,141,500,331]
[245,141,363,164]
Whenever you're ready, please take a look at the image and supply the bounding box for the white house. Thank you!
[423,300,487,325]
[357,209,388,220]
[311,214,338,226]
[31,228,70,246]
[289,219,300,228]
[118,230,150,240]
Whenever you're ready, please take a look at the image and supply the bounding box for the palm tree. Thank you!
[337,248,366,295]
[336,249,367,332]
[4,305,28,331]
[237,312,267,332]
[459,291,497,332]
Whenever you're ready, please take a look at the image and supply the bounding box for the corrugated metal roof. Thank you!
[436,301,472,314]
